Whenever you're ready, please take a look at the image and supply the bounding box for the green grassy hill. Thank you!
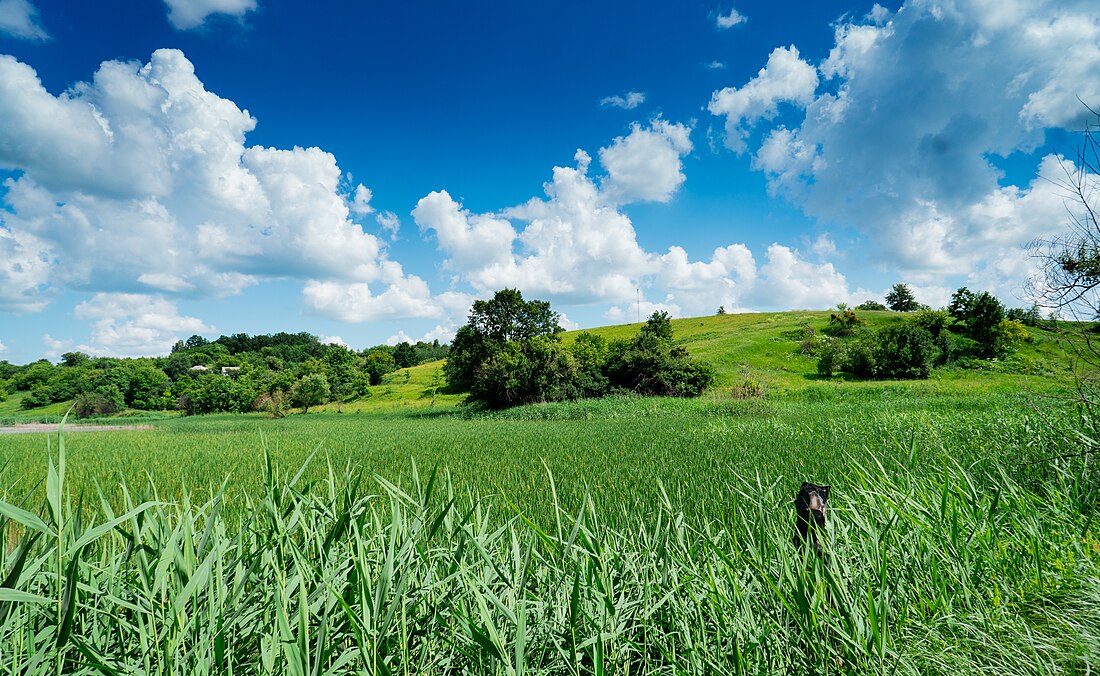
[6,310,1080,420]
[324,310,1078,413]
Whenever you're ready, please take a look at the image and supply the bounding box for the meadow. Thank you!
[1,312,1098,673]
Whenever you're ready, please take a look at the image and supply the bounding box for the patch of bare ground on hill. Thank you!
[0,423,152,434]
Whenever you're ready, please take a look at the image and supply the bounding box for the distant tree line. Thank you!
[445,289,714,408]
[0,333,449,418]
[817,286,1038,379]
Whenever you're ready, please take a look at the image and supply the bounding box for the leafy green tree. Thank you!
[885,283,920,312]
[1006,305,1042,327]
[469,337,580,408]
[967,292,1006,356]
[292,373,330,413]
[948,287,977,321]
[124,363,169,409]
[392,342,418,369]
[10,360,55,391]
[444,289,562,391]
[468,288,562,342]
[60,352,90,368]
[640,311,674,341]
[569,332,611,397]
[363,349,396,386]
[184,375,253,414]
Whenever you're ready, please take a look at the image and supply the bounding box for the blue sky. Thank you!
[1,0,1098,363]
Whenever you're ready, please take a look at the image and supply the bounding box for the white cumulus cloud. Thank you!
[707,45,819,153]
[0,0,47,40]
[0,49,434,326]
[70,293,214,357]
[320,335,349,348]
[599,119,693,204]
[416,121,856,320]
[163,0,257,30]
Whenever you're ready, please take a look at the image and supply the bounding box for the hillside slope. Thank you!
[330,310,1077,413]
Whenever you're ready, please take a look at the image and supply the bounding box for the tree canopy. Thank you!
[444,291,714,409]
[885,283,920,312]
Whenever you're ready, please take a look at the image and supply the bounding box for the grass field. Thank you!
[0,312,1097,673]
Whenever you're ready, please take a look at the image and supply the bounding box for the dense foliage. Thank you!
[0,333,449,417]
[817,287,1033,379]
[445,290,714,408]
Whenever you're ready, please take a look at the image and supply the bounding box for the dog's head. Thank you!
[796,481,830,528]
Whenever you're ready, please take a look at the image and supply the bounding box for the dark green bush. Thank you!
[910,308,953,338]
[448,293,714,408]
[20,386,52,410]
[816,324,933,379]
[72,391,120,418]
[873,324,936,379]
[471,338,580,408]
[816,338,843,377]
[825,309,862,336]
[845,335,879,378]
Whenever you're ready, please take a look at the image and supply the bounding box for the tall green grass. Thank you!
[1,423,1098,673]
[0,392,1083,530]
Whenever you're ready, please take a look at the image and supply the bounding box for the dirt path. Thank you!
[0,423,153,435]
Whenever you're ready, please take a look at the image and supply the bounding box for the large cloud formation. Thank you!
[0,49,432,353]
[414,119,860,320]
[710,0,1100,298]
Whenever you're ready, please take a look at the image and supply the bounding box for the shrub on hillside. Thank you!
[855,299,887,311]
[873,324,936,378]
[909,308,953,338]
[815,337,844,377]
[72,391,119,418]
[825,309,862,336]
[816,324,934,379]
[606,332,715,397]
[1006,306,1042,327]
[471,337,580,408]
[20,386,51,410]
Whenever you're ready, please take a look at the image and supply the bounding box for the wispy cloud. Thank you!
[599,91,646,110]
[0,0,49,41]
[715,7,746,30]
[163,0,257,30]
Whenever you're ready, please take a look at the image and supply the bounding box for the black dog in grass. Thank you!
[794,482,830,559]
